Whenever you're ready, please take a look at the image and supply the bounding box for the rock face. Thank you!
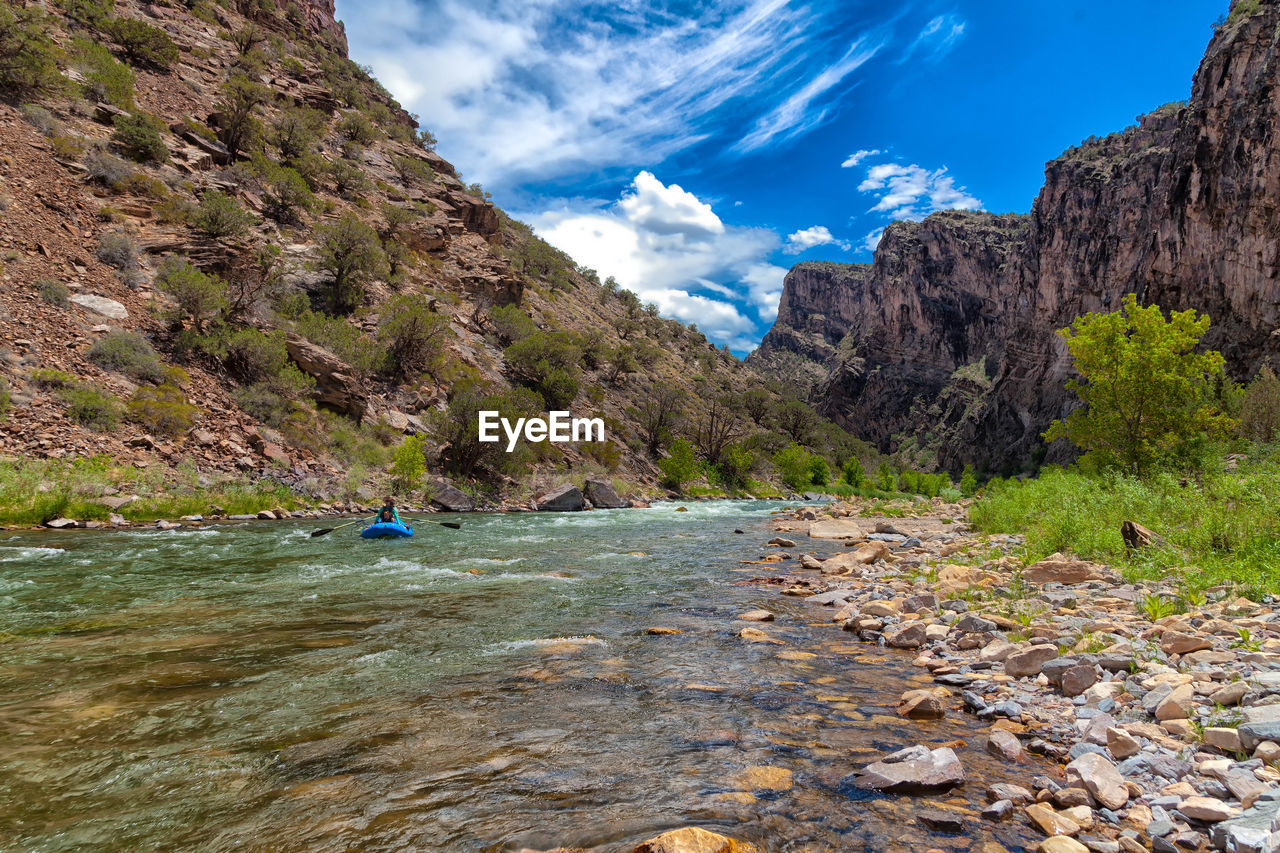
[284,333,368,419]
[295,0,348,52]
[429,480,474,512]
[750,6,1280,472]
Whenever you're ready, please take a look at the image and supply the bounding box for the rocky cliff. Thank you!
[752,0,1280,474]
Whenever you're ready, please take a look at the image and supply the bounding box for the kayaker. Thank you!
[376,496,402,525]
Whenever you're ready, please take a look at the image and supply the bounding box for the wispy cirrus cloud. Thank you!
[899,13,966,64]
[338,0,887,191]
[841,148,882,167]
[528,172,785,352]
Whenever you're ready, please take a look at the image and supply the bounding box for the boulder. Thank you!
[884,622,929,649]
[284,332,369,419]
[1179,796,1240,822]
[738,610,774,622]
[44,517,77,529]
[1005,644,1059,677]
[430,480,475,512]
[69,293,128,319]
[1025,803,1081,837]
[1154,683,1196,721]
[584,478,628,509]
[1060,665,1099,697]
[852,745,965,793]
[1022,556,1107,585]
[1160,630,1212,655]
[1106,727,1142,760]
[536,484,585,512]
[807,518,865,540]
[1065,752,1129,810]
[898,689,947,719]
[631,827,752,853]
[382,409,428,435]
[987,729,1025,763]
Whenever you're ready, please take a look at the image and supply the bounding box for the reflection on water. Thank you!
[0,502,1042,852]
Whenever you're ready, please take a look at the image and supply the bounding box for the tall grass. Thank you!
[0,455,301,524]
[970,443,1280,597]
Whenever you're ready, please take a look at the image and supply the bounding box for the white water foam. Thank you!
[0,546,65,562]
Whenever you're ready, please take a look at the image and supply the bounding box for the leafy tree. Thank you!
[1241,365,1280,442]
[260,162,314,224]
[715,442,755,490]
[215,75,269,157]
[503,331,581,409]
[192,190,254,238]
[221,328,313,398]
[808,455,830,487]
[738,388,773,426]
[434,382,540,479]
[72,38,134,106]
[689,395,745,465]
[379,294,450,382]
[627,386,685,455]
[272,106,326,162]
[603,344,637,383]
[336,111,378,145]
[156,257,227,334]
[389,434,427,494]
[842,456,866,487]
[489,303,536,345]
[0,5,64,101]
[314,213,388,313]
[773,445,814,492]
[658,437,700,492]
[329,157,371,196]
[57,0,115,31]
[875,464,897,492]
[226,244,283,320]
[959,464,978,497]
[775,399,818,443]
[105,18,178,70]
[111,112,169,163]
[1044,293,1235,474]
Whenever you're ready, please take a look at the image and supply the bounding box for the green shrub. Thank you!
[960,464,978,497]
[111,112,169,163]
[56,0,115,30]
[433,383,541,479]
[379,294,449,382]
[842,456,865,487]
[127,382,197,436]
[0,5,64,101]
[87,330,168,383]
[503,330,581,409]
[271,106,326,162]
[20,104,60,135]
[773,445,816,492]
[336,112,378,145]
[259,162,314,224]
[388,434,427,493]
[808,455,830,487]
[60,385,122,431]
[295,310,383,379]
[37,278,70,308]
[222,328,313,398]
[191,190,254,238]
[329,157,371,196]
[155,257,227,333]
[489,303,536,345]
[105,17,178,70]
[32,368,76,390]
[232,382,294,429]
[215,75,269,157]
[392,154,434,186]
[95,231,139,270]
[1241,365,1280,442]
[658,438,701,492]
[71,38,134,106]
[314,213,387,313]
[714,442,755,491]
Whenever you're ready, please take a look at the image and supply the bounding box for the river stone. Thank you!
[1237,704,1280,751]
[1061,665,1099,697]
[1204,727,1242,753]
[1154,683,1196,721]
[733,765,792,791]
[954,614,998,633]
[583,478,627,509]
[898,689,947,719]
[44,517,77,529]
[631,827,751,853]
[1026,802,1081,836]
[1039,838,1090,853]
[799,554,823,569]
[1208,681,1249,707]
[807,518,865,540]
[70,293,128,319]
[1023,556,1107,585]
[987,729,1025,763]
[1006,644,1059,677]
[852,745,965,793]
[738,610,774,622]
[430,480,475,512]
[885,622,929,649]
[1066,752,1129,810]
[536,484,585,512]
[917,808,966,833]
[903,593,939,612]
[1160,630,1212,655]
[987,783,1034,805]
[1179,796,1240,822]
[1106,727,1142,760]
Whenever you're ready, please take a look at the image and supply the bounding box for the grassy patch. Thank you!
[970,444,1280,598]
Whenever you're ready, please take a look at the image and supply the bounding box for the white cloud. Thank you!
[783,225,849,254]
[862,227,886,252]
[899,14,966,64]
[339,0,885,190]
[527,172,786,350]
[857,162,982,221]
[841,149,881,168]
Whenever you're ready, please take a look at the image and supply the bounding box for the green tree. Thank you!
[808,455,830,487]
[105,18,178,70]
[314,213,387,313]
[842,456,866,487]
[191,190,254,238]
[658,437,700,492]
[0,5,64,101]
[775,399,817,443]
[215,75,269,157]
[260,162,314,224]
[960,464,978,497]
[1044,293,1235,474]
[715,442,755,491]
[155,257,226,334]
[379,294,450,382]
[627,386,684,456]
[773,445,814,492]
[389,434,427,493]
[875,465,896,492]
[111,112,169,163]
[1241,365,1280,442]
[503,331,581,409]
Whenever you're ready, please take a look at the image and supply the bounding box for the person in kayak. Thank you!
[375,496,403,525]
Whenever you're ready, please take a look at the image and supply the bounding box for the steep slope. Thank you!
[0,0,782,502]
[751,0,1280,474]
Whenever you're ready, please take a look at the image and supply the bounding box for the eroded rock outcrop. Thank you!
[752,4,1280,473]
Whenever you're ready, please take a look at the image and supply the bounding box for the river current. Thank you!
[0,501,1044,852]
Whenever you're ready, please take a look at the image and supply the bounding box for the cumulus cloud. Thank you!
[528,172,786,351]
[783,225,849,254]
[841,149,881,168]
[340,0,885,191]
[857,162,982,221]
[899,14,966,64]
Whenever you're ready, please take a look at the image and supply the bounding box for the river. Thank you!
[0,501,1044,852]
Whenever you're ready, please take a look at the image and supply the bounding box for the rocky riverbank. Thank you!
[717,499,1280,853]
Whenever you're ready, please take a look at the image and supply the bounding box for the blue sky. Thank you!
[338,0,1227,354]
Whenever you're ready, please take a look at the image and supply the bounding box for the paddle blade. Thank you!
[439,522,461,529]
[310,528,336,537]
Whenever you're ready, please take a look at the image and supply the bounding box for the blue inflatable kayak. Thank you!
[360,521,414,539]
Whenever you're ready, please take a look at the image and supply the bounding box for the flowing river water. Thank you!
[0,501,1046,852]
